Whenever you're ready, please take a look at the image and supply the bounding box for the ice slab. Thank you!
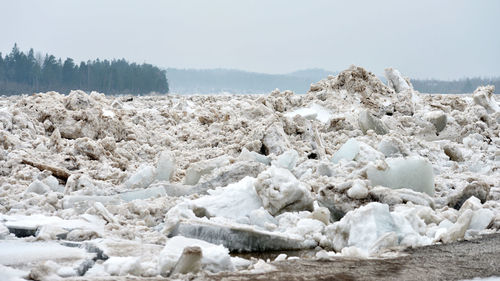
[0,241,91,265]
[473,85,499,113]
[119,185,166,202]
[367,157,435,196]
[159,236,234,274]
[196,161,266,191]
[168,220,306,252]
[272,149,299,170]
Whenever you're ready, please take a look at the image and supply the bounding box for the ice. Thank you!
[192,177,261,220]
[468,209,494,231]
[438,209,473,243]
[238,148,271,165]
[331,138,360,164]
[123,164,156,189]
[119,185,166,202]
[262,123,291,155]
[158,236,234,274]
[184,155,231,185]
[168,246,202,276]
[168,220,307,252]
[384,68,412,93]
[367,157,435,196]
[272,149,299,170]
[285,103,333,123]
[156,151,176,182]
[326,202,399,254]
[103,256,141,276]
[0,241,91,265]
[425,111,447,133]
[0,264,28,281]
[26,180,50,194]
[255,166,314,215]
[347,180,369,199]
[358,110,388,135]
[473,85,499,113]
[196,161,266,191]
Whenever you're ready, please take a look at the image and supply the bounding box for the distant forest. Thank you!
[0,44,169,95]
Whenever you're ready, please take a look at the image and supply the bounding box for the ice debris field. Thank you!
[0,66,499,280]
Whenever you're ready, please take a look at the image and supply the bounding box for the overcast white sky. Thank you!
[1,0,499,79]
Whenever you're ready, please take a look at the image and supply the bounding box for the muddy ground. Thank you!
[66,233,500,281]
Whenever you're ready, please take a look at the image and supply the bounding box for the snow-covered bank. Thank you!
[0,66,499,279]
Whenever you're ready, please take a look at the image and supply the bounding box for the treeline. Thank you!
[412,78,500,94]
[0,44,169,95]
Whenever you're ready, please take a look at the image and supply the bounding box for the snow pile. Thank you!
[0,65,499,278]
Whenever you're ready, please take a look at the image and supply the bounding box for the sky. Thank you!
[1,0,499,80]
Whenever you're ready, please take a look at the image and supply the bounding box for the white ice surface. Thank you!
[285,103,333,123]
[0,241,90,265]
[158,236,234,274]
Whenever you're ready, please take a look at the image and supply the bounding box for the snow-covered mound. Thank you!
[0,66,499,279]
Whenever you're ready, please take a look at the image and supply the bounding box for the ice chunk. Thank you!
[192,177,262,220]
[156,151,176,182]
[123,165,156,189]
[238,148,271,165]
[377,138,401,157]
[26,180,50,194]
[168,246,202,276]
[468,209,494,231]
[0,241,90,265]
[196,161,266,191]
[325,202,398,253]
[0,223,10,239]
[473,85,498,113]
[331,138,360,164]
[103,256,141,276]
[248,208,278,230]
[384,68,412,93]
[168,220,306,252]
[120,185,166,202]
[285,103,333,123]
[255,166,314,215]
[359,110,388,135]
[439,209,473,243]
[367,157,435,196]
[347,180,369,199]
[158,236,234,274]
[262,123,291,156]
[62,195,121,211]
[272,149,299,170]
[425,111,447,133]
[184,155,231,185]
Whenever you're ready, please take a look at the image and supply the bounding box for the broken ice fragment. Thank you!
[238,148,271,165]
[26,180,50,195]
[367,157,435,196]
[184,156,231,185]
[255,166,314,216]
[425,111,447,133]
[384,68,412,93]
[331,138,360,164]
[473,85,499,113]
[358,110,388,135]
[159,236,234,274]
[156,151,176,182]
[168,246,202,276]
[119,185,166,202]
[272,149,299,170]
[123,165,156,189]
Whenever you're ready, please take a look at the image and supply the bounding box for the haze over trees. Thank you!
[0,44,169,95]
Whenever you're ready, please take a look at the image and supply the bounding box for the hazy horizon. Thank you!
[2,0,499,80]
